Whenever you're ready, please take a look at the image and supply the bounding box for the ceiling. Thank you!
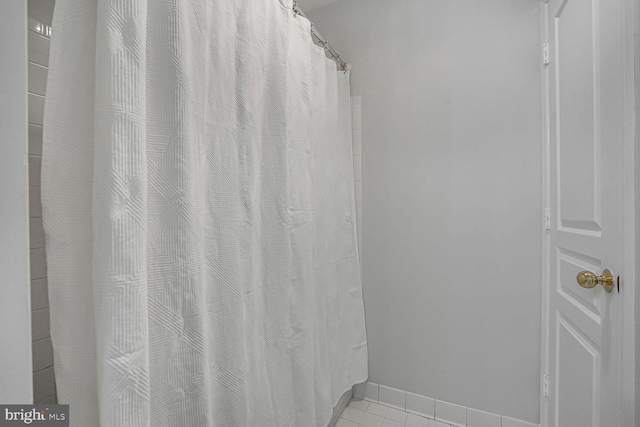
[295,0,341,12]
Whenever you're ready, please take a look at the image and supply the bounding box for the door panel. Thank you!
[556,0,600,231]
[545,0,623,425]
[557,317,599,427]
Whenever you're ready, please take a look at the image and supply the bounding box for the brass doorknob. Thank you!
[576,269,614,293]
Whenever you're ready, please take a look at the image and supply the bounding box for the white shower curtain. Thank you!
[41,1,368,426]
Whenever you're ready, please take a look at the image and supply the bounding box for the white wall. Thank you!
[308,1,543,423]
[0,0,34,404]
[296,0,341,13]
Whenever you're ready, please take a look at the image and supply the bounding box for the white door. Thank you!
[544,0,625,425]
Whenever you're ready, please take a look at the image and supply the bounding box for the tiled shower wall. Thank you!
[28,0,56,404]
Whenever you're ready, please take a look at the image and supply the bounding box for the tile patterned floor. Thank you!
[336,399,454,427]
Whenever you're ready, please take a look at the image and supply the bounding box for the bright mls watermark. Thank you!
[0,406,68,426]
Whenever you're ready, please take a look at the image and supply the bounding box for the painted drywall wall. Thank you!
[0,1,34,404]
[296,0,342,13]
[308,1,543,423]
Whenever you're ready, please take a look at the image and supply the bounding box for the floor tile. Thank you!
[406,413,430,427]
[349,399,369,411]
[360,412,385,427]
[341,407,365,424]
[386,407,408,423]
[366,402,389,417]
[429,420,451,427]
[335,418,359,427]
[382,418,404,427]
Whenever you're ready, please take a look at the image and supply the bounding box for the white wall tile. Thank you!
[32,337,53,372]
[28,0,55,26]
[28,62,47,96]
[28,93,45,125]
[364,382,379,402]
[30,218,45,248]
[31,308,50,341]
[32,367,55,402]
[31,278,49,311]
[467,408,501,427]
[353,382,367,399]
[29,124,43,156]
[355,382,379,402]
[379,385,405,410]
[28,30,50,67]
[28,4,54,406]
[30,186,42,218]
[435,400,466,427]
[35,395,57,405]
[406,392,435,419]
[30,248,47,279]
[363,384,539,427]
[502,416,539,427]
[29,155,42,186]
[351,95,362,105]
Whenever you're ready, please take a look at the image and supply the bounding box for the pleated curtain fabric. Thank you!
[41,0,368,425]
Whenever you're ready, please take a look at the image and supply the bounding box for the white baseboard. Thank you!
[352,382,539,427]
[328,388,353,427]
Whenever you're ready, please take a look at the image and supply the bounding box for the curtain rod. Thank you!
[292,2,349,72]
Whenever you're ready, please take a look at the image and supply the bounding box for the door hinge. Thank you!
[544,207,551,230]
[542,43,550,65]
[543,374,550,397]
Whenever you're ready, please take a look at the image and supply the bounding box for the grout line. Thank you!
[32,364,54,374]
[28,28,51,40]
[35,395,56,405]
[28,61,48,70]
